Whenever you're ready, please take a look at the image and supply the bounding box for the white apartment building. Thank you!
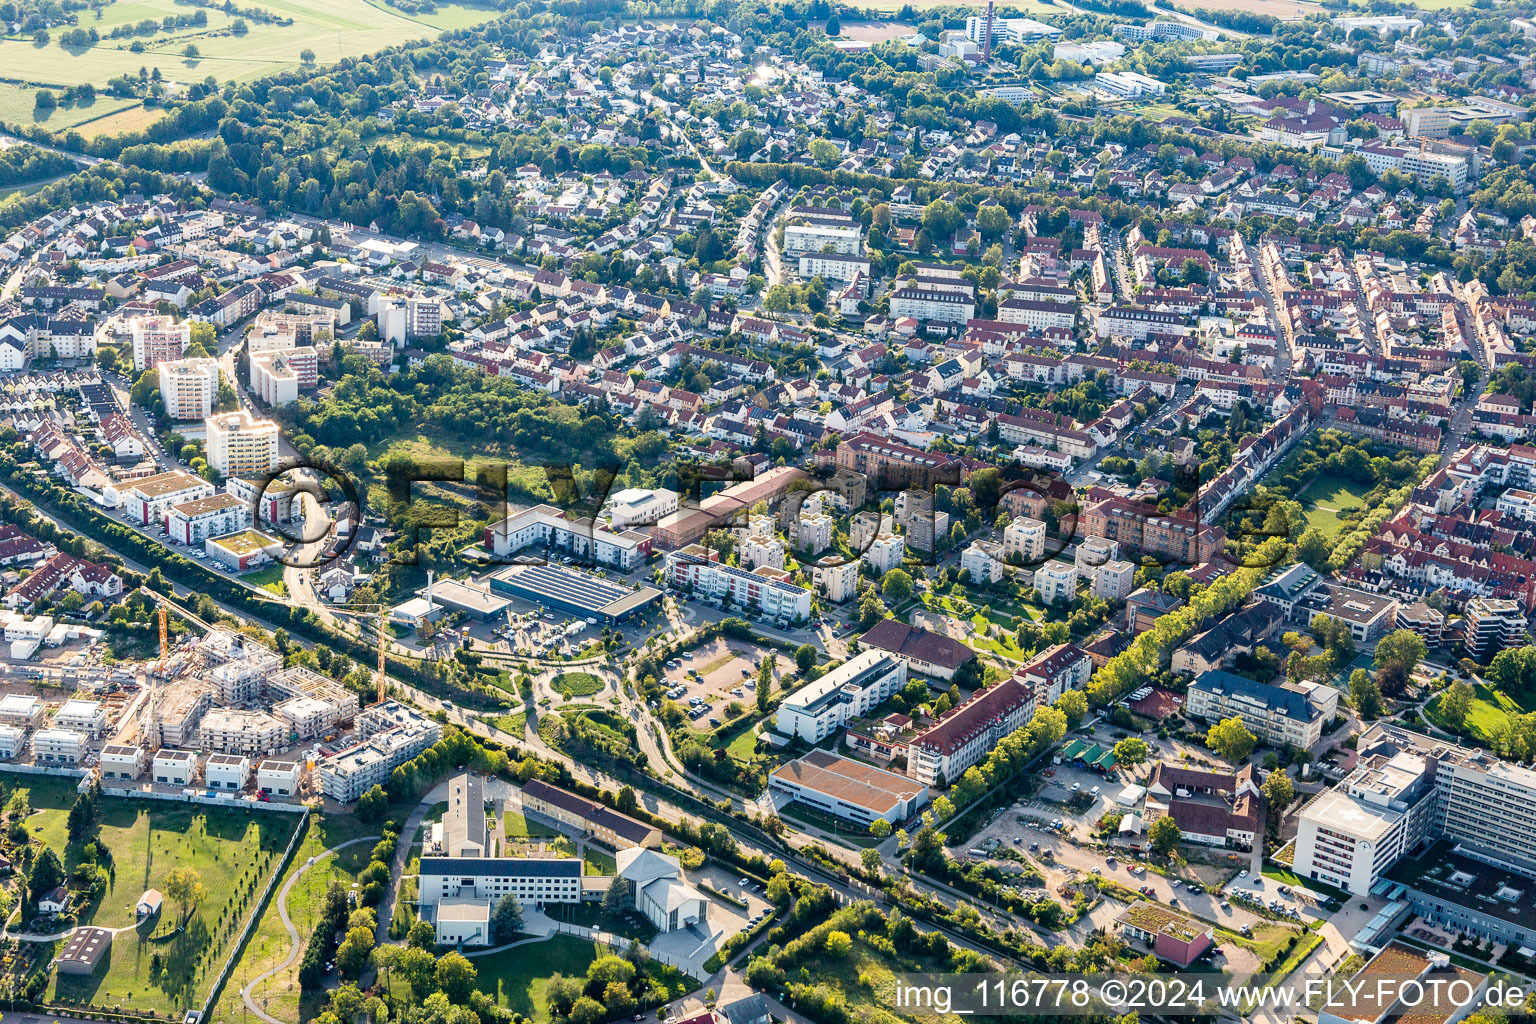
[205,411,280,479]
[1092,559,1137,601]
[997,299,1077,331]
[130,316,189,371]
[1034,562,1078,604]
[862,533,905,573]
[166,493,251,545]
[813,561,860,603]
[783,222,863,256]
[1094,71,1167,98]
[418,857,581,906]
[317,700,441,802]
[664,547,812,624]
[484,503,651,571]
[960,540,1005,585]
[152,749,197,786]
[775,651,908,743]
[888,286,975,324]
[157,358,220,420]
[249,347,318,407]
[124,471,215,526]
[199,708,286,756]
[205,753,251,790]
[604,487,679,529]
[1004,516,1047,564]
[740,532,787,571]
[32,728,87,765]
[797,252,871,284]
[54,699,106,739]
[275,695,338,740]
[795,510,834,554]
[0,694,44,727]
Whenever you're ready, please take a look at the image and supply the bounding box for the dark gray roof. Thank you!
[419,856,580,878]
[1191,670,1316,722]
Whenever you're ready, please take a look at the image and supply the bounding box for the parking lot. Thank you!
[659,638,785,731]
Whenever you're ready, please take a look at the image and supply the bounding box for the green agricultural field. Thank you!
[0,0,505,134]
[33,800,301,1016]
[207,813,378,1024]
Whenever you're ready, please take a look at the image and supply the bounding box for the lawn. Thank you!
[0,0,505,134]
[545,901,656,943]
[491,711,527,736]
[206,813,377,1024]
[1424,683,1529,745]
[36,800,301,1016]
[244,563,288,596]
[1297,474,1374,540]
[474,935,600,1021]
[551,672,604,698]
[583,846,617,876]
[501,806,558,839]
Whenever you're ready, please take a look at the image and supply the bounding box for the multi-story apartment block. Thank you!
[1004,516,1047,564]
[774,651,907,743]
[1084,498,1224,567]
[317,700,441,803]
[99,743,146,780]
[166,493,251,545]
[797,252,871,284]
[157,358,220,420]
[664,546,811,624]
[907,678,1036,786]
[1093,560,1137,601]
[1017,643,1092,704]
[783,222,863,256]
[484,503,652,571]
[32,728,87,765]
[1465,596,1527,661]
[863,533,905,574]
[1186,669,1336,749]
[1034,562,1078,604]
[130,315,188,371]
[199,708,287,756]
[54,699,106,738]
[205,411,280,479]
[960,540,1005,585]
[813,561,860,603]
[125,471,215,526]
[418,857,581,906]
[250,347,318,407]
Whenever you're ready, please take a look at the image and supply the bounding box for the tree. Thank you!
[1206,716,1257,762]
[34,89,55,111]
[869,818,892,838]
[491,894,524,942]
[356,784,388,823]
[1374,628,1427,694]
[826,14,841,34]
[1148,815,1181,856]
[1438,680,1474,731]
[1350,668,1383,720]
[300,48,316,64]
[1296,528,1329,567]
[1055,689,1088,729]
[570,997,606,1024]
[795,643,817,674]
[1261,770,1294,811]
[825,930,853,956]
[882,568,913,603]
[28,847,63,901]
[1112,737,1149,767]
[335,925,375,978]
[435,951,477,1002]
[860,848,881,875]
[163,865,207,921]
[616,785,638,815]
[183,43,199,58]
[601,876,630,914]
[407,919,436,949]
[756,653,776,715]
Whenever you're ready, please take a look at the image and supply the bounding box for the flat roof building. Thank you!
[487,563,662,623]
[769,749,929,827]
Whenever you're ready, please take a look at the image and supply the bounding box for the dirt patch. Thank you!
[838,20,914,41]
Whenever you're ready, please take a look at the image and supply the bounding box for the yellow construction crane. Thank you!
[324,603,392,706]
[157,605,168,673]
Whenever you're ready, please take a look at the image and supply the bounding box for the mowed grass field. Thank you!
[1425,683,1532,745]
[1298,473,1373,539]
[31,798,301,1015]
[0,0,504,133]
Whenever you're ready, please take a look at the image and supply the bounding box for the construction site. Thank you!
[0,593,441,807]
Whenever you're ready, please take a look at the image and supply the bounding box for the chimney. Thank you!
[426,569,434,610]
[983,0,995,62]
